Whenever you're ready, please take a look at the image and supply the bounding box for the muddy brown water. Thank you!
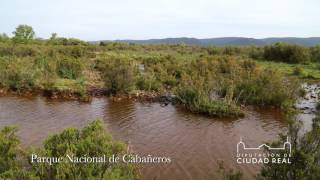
[0,96,290,179]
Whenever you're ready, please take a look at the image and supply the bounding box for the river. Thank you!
[0,95,296,180]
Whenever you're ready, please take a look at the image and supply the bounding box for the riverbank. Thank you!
[0,86,174,105]
[1,42,319,118]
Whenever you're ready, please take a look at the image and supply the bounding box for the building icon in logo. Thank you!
[237,137,291,155]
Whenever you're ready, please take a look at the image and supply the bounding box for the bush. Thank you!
[139,55,183,90]
[171,56,299,116]
[310,46,320,62]
[136,74,163,92]
[264,43,310,63]
[203,57,299,109]
[234,68,299,108]
[0,120,139,179]
[53,46,91,58]
[31,120,138,179]
[248,46,264,59]
[222,46,241,56]
[99,56,138,94]
[259,110,320,179]
[176,84,244,118]
[0,45,39,57]
[0,126,20,175]
[207,46,220,55]
[57,58,84,79]
[0,57,39,90]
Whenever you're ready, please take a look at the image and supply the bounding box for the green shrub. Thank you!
[99,56,138,94]
[0,125,36,179]
[0,120,139,180]
[264,43,310,64]
[0,45,39,57]
[48,46,92,58]
[176,85,244,118]
[207,46,220,55]
[248,46,264,59]
[0,57,39,90]
[259,110,320,179]
[70,46,85,58]
[34,55,57,76]
[57,58,84,79]
[31,120,138,179]
[0,44,12,56]
[234,68,299,108]
[136,74,162,92]
[13,45,39,57]
[0,126,20,174]
[171,56,299,116]
[222,46,241,56]
[310,45,320,62]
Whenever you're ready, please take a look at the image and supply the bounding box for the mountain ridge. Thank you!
[104,37,320,46]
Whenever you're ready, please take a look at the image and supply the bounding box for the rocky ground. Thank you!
[296,83,320,114]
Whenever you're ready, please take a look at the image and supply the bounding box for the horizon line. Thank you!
[99,36,320,42]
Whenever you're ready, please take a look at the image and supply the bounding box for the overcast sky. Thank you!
[1,0,319,40]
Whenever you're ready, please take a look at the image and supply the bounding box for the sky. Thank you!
[1,0,319,41]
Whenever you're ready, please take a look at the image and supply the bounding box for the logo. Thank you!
[236,137,291,164]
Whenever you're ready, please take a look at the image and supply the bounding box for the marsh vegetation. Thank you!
[0,25,320,179]
[2,25,319,117]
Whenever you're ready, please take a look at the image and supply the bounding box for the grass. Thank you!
[256,60,320,80]
[51,78,86,92]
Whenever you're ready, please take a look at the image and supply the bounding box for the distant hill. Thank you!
[108,37,320,46]
[115,37,202,45]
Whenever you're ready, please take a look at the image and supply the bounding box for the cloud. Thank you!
[0,0,319,40]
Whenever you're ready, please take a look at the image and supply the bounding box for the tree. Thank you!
[48,33,58,44]
[50,33,57,40]
[12,25,35,44]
